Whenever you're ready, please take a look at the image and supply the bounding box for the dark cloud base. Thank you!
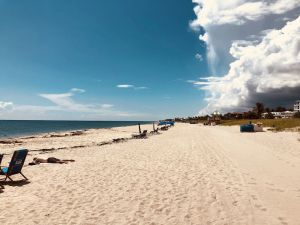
[247,86,300,109]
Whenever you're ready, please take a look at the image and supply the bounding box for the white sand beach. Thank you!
[0,123,300,225]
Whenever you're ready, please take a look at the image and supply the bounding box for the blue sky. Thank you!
[0,0,208,120]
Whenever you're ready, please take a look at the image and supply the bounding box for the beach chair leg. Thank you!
[20,172,28,180]
[5,175,13,182]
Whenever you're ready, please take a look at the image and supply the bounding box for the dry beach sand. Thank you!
[0,123,300,225]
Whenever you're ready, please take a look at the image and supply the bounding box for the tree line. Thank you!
[175,102,300,122]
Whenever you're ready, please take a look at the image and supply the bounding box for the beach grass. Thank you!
[220,118,300,131]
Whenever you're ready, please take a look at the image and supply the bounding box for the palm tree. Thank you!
[255,102,265,118]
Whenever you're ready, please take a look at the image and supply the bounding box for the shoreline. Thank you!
[0,123,158,155]
[0,120,154,140]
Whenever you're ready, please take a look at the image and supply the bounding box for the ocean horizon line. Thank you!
[0,119,155,122]
[0,120,154,139]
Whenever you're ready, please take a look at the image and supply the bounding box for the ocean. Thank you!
[0,120,152,139]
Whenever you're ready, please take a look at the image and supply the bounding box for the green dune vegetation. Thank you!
[220,119,300,131]
[175,102,300,131]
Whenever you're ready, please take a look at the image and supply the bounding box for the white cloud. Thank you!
[191,0,300,27]
[191,0,300,74]
[116,84,148,90]
[195,53,203,61]
[0,89,146,120]
[134,86,148,90]
[116,84,134,88]
[39,88,107,113]
[0,101,13,111]
[39,93,87,112]
[37,88,87,112]
[101,104,114,109]
[193,16,300,114]
[70,88,85,93]
[190,0,300,114]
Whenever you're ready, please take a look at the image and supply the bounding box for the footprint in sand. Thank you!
[269,187,285,192]
[232,200,238,206]
[254,204,267,212]
[278,216,289,225]
[251,194,257,200]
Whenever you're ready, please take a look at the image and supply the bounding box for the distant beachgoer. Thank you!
[29,157,75,165]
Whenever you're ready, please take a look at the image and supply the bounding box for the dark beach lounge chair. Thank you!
[140,130,147,138]
[132,130,147,139]
[160,126,168,131]
[0,149,28,181]
[0,154,3,188]
[0,154,3,167]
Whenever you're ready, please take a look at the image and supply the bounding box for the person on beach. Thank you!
[29,157,75,165]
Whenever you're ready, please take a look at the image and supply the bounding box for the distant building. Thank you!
[204,111,221,125]
[261,112,268,118]
[294,100,300,112]
[262,111,295,119]
[223,112,243,119]
[272,112,282,119]
[281,111,295,119]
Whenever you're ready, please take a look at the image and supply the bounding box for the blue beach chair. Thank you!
[0,149,28,181]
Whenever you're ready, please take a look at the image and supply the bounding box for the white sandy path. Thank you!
[0,123,299,225]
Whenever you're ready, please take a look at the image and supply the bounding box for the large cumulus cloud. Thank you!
[191,0,300,27]
[190,0,300,114]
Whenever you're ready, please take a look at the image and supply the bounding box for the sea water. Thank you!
[0,120,152,139]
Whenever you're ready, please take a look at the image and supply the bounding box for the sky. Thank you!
[0,0,208,120]
[0,1,299,120]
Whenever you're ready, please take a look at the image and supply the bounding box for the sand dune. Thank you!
[0,123,299,225]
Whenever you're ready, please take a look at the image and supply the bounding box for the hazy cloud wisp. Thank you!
[0,89,146,120]
[116,84,148,90]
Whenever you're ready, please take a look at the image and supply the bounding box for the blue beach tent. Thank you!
[158,121,167,126]
[166,121,175,126]
[240,124,254,132]
[158,121,175,126]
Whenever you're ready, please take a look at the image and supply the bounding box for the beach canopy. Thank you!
[0,149,28,181]
[158,121,175,126]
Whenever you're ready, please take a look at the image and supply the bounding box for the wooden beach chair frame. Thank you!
[0,149,28,182]
[132,130,148,139]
